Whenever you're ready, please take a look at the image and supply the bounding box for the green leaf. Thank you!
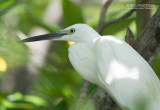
[0,0,14,9]
[7,92,23,101]
[62,0,84,26]
[154,53,160,78]
[103,17,135,35]
[24,95,48,107]
[2,100,35,109]
[38,68,72,98]
[0,0,19,17]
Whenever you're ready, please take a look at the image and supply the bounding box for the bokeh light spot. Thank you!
[0,57,7,72]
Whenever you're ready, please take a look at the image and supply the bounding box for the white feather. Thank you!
[60,24,160,110]
[69,34,160,110]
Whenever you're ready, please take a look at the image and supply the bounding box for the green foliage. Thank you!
[0,0,14,9]
[103,17,135,35]
[154,53,160,78]
[62,0,84,26]
[38,68,72,98]
[0,92,48,110]
[0,0,20,17]
[0,22,28,70]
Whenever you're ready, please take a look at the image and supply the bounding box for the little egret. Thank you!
[21,24,160,110]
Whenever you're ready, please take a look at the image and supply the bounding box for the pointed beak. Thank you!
[20,31,67,43]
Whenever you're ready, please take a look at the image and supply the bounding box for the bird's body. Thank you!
[69,35,160,110]
[21,24,160,110]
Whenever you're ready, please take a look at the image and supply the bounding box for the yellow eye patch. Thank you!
[67,41,75,45]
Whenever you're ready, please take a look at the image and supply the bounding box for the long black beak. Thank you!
[20,31,67,43]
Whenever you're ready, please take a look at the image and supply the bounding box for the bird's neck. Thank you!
[76,35,101,44]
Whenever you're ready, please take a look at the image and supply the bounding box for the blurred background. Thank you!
[0,0,159,110]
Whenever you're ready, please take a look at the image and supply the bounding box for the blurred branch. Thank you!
[136,0,151,35]
[125,26,134,47]
[96,0,113,33]
[77,80,90,105]
[134,7,160,62]
[93,88,120,110]
[104,8,136,30]
[97,2,138,34]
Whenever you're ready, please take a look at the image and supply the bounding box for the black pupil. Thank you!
[70,29,74,33]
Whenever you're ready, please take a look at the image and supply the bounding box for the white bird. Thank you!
[21,24,160,110]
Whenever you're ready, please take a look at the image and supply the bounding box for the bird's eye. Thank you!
[70,28,75,34]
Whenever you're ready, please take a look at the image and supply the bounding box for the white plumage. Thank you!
[22,24,160,110]
[67,24,160,110]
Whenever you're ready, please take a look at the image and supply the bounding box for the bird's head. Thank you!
[21,24,100,43]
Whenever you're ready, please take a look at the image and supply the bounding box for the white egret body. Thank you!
[21,24,160,110]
